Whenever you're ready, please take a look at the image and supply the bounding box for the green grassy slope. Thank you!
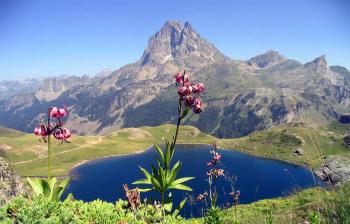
[0,126,25,138]
[1,122,349,176]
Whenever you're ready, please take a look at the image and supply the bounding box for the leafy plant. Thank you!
[308,211,319,224]
[0,196,192,224]
[26,177,70,202]
[133,71,206,216]
[205,206,221,224]
[28,106,72,201]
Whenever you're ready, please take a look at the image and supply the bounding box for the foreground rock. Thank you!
[0,157,27,206]
[315,156,350,186]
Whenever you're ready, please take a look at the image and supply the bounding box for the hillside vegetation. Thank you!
[1,185,349,224]
[0,123,349,176]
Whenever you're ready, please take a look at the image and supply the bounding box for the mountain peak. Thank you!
[313,55,327,65]
[162,20,185,29]
[247,50,286,68]
[304,55,328,72]
[139,21,227,66]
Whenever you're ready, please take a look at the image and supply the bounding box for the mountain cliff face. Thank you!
[0,21,349,137]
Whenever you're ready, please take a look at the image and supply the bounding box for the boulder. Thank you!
[315,156,350,186]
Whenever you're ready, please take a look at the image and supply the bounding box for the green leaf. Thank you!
[150,176,161,191]
[167,161,181,184]
[47,177,58,201]
[158,165,166,190]
[57,177,70,199]
[165,141,171,169]
[41,179,51,199]
[138,188,153,192]
[173,198,187,217]
[27,177,71,202]
[154,144,164,163]
[27,178,44,196]
[169,183,193,191]
[151,164,160,180]
[182,107,191,119]
[171,177,194,185]
[132,179,151,185]
[138,166,152,180]
[163,192,173,213]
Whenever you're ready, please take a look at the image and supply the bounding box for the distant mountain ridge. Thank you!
[0,70,112,101]
[0,21,349,138]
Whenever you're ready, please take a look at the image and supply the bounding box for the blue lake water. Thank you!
[63,144,323,217]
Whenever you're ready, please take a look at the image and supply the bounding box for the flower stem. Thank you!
[173,96,183,147]
[48,134,51,179]
[47,107,51,180]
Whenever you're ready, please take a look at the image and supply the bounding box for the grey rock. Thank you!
[315,156,350,186]
[0,157,27,206]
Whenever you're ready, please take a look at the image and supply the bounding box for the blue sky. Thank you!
[0,0,349,80]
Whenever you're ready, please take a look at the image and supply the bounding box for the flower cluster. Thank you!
[230,190,241,210]
[206,144,224,178]
[50,107,68,118]
[175,71,205,114]
[229,190,240,200]
[196,191,208,201]
[206,168,225,177]
[34,106,71,142]
[207,144,222,167]
[123,184,141,212]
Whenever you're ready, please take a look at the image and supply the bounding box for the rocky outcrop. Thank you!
[315,156,350,186]
[0,157,27,206]
[246,50,286,68]
[140,21,228,67]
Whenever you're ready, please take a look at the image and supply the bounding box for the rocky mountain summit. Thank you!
[246,50,286,68]
[0,21,349,137]
[140,21,228,67]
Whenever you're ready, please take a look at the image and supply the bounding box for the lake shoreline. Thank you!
[67,143,321,182]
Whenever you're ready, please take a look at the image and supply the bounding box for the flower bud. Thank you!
[58,108,67,117]
[50,107,59,118]
[184,95,195,107]
[40,124,46,136]
[63,128,71,139]
[34,127,41,136]
[174,72,183,83]
[178,86,193,96]
[193,83,205,93]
